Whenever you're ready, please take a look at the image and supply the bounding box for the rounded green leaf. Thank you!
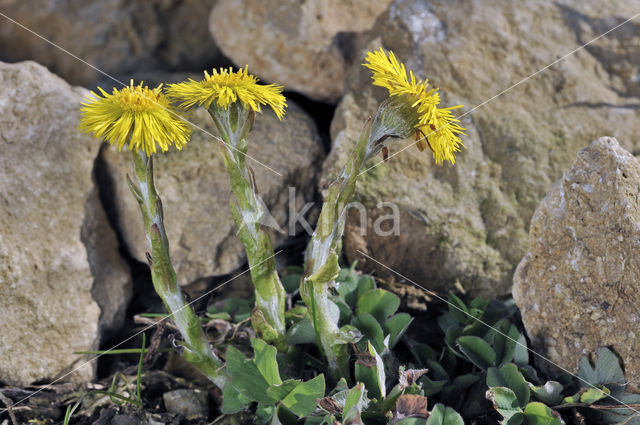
[529,381,563,406]
[487,363,530,407]
[356,289,400,322]
[354,311,385,353]
[426,403,465,425]
[486,387,524,425]
[385,313,414,348]
[448,294,470,323]
[456,335,496,370]
[523,402,564,425]
[286,318,316,345]
[281,374,326,417]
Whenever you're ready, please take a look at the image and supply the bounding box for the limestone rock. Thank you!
[82,187,133,337]
[0,61,129,385]
[513,137,640,390]
[209,0,393,102]
[0,0,220,86]
[103,101,323,284]
[327,0,640,296]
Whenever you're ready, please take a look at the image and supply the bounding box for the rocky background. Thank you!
[0,0,639,401]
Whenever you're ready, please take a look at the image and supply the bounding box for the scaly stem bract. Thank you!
[302,96,420,380]
[128,150,225,387]
[207,102,287,348]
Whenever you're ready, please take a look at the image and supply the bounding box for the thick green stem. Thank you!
[207,103,286,348]
[128,150,225,387]
[302,95,420,380]
[301,120,372,379]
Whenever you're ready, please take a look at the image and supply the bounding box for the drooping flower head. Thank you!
[167,66,287,120]
[364,48,466,164]
[79,81,190,156]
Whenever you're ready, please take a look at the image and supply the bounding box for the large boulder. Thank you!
[103,100,324,285]
[0,61,131,385]
[325,0,640,296]
[513,137,640,390]
[0,0,220,86]
[209,0,393,102]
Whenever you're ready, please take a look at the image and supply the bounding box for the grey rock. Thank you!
[0,0,220,86]
[209,0,393,101]
[0,61,131,385]
[326,0,640,296]
[513,137,640,392]
[0,61,99,385]
[103,98,324,284]
[163,388,209,417]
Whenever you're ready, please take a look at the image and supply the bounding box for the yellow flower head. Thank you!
[79,81,190,155]
[167,66,287,120]
[364,48,466,164]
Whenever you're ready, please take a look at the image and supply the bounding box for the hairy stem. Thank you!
[207,103,286,348]
[301,119,373,379]
[302,95,418,379]
[128,150,225,387]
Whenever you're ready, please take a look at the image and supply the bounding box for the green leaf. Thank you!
[337,268,361,307]
[222,383,251,414]
[354,312,385,353]
[343,383,367,424]
[601,393,640,425]
[492,322,520,366]
[272,404,298,425]
[411,342,438,366]
[562,386,610,404]
[206,311,232,321]
[396,419,429,425]
[354,342,386,400]
[426,359,450,382]
[487,363,530,407]
[256,403,276,424]
[448,294,470,323]
[356,275,376,299]
[267,380,301,401]
[441,374,479,401]
[282,272,302,294]
[486,387,524,425]
[529,381,563,406]
[281,374,326,417]
[577,347,625,388]
[422,378,447,397]
[456,335,496,370]
[469,297,489,311]
[356,288,400,322]
[226,346,274,404]
[513,333,529,366]
[426,403,465,425]
[444,327,464,357]
[252,338,282,386]
[384,313,414,348]
[523,402,564,425]
[335,324,363,345]
[287,318,317,345]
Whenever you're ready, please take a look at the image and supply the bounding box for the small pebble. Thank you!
[163,388,209,417]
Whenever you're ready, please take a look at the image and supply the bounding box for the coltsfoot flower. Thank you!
[364,48,466,164]
[79,81,190,155]
[166,66,287,119]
